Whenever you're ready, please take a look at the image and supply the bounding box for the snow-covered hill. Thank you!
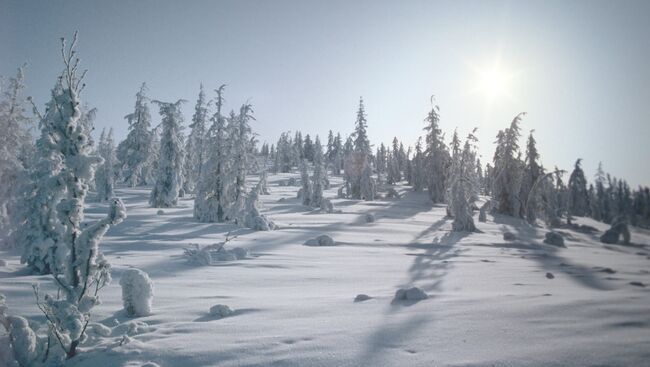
[1,173,649,367]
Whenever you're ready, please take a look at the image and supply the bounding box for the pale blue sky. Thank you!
[2,0,649,185]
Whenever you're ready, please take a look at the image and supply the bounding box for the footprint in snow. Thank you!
[546,272,555,279]
[629,281,646,287]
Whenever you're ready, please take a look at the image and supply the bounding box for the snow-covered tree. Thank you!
[22,34,126,360]
[567,158,589,222]
[226,104,255,222]
[491,113,526,217]
[410,138,426,191]
[423,99,449,203]
[299,159,313,206]
[116,83,155,187]
[274,131,293,173]
[150,99,185,208]
[521,131,543,223]
[95,128,116,202]
[195,85,229,222]
[449,131,479,232]
[352,97,371,156]
[183,84,209,195]
[310,136,328,208]
[343,97,375,200]
[0,64,34,246]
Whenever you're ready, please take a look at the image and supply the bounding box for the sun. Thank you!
[468,59,519,104]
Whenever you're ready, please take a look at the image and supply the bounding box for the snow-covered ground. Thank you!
[2,172,650,366]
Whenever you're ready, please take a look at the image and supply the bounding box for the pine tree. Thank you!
[150,100,185,208]
[228,103,255,222]
[183,84,209,195]
[116,83,155,187]
[95,128,116,202]
[343,98,375,200]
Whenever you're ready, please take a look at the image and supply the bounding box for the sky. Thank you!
[2,0,649,186]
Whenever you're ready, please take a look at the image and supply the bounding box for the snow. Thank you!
[1,172,650,366]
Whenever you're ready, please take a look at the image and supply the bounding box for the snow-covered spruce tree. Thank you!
[310,136,328,208]
[387,137,402,184]
[449,131,479,232]
[116,83,154,187]
[293,131,304,166]
[520,131,542,223]
[16,79,69,274]
[183,84,209,195]
[344,97,375,200]
[332,132,344,175]
[195,85,229,222]
[411,138,426,191]
[299,159,313,206]
[150,99,186,208]
[0,64,34,246]
[303,134,314,162]
[226,104,255,222]
[375,143,387,183]
[24,34,127,360]
[423,99,449,203]
[359,157,376,201]
[567,158,589,223]
[95,128,116,202]
[491,113,526,217]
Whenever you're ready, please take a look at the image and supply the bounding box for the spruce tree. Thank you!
[567,158,589,222]
[117,83,155,186]
[150,100,185,208]
[183,84,209,195]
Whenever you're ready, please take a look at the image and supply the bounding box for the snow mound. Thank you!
[365,213,375,223]
[304,235,335,247]
[354,294,372,302]
[156,209,165,215]
[120,268,154,317]
[393,287,428,302]
[141,362,161,367]
[544,231,565,247]
[88,322,112,337]
[503,232,516,241]
[209,304,234,319]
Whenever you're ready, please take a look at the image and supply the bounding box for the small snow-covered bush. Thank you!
[393,287,428,302]
[120,269,154,317]
[544,231,565,247]
[209,304,233,319]
[365,213,375,223]
[304,234,335,246]
[156,209,165,216]
[0,259,6,267]
[0,296,40,367]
